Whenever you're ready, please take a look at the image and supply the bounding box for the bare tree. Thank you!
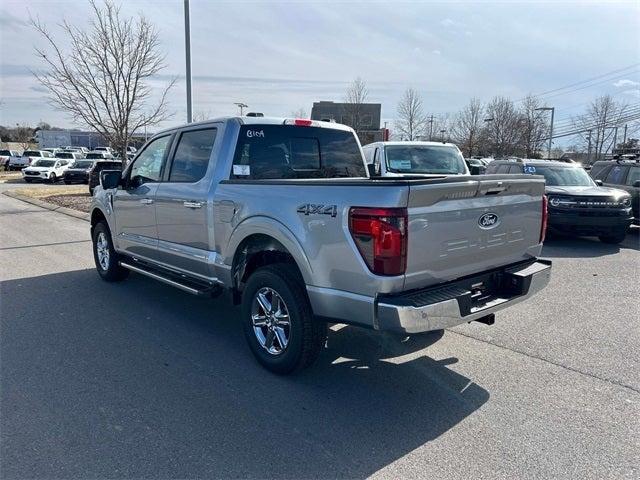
[450,98,484,156]
[343,77,369,131]
[395,88,427,141]
[30,0,175,162]
[572,95,629,161]
[518,94,548,158]
[290,108,308,119]
[484,96,521,157]
[14,124,35,150]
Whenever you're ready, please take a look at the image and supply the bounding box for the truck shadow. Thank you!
[542,227,639,258]
[1,268,488,479]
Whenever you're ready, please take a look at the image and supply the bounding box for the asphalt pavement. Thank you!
[1,186,638,479]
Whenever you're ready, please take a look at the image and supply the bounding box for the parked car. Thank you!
[55,151,82,161]
[42,147,62,156]
[86,151,114,160]
[93,146,114,155]
[63,158,96,184]
[90,116,551,373]
[9,150,53,170]
[22,158,71,183]
[465,157,487,175]
[362,141,469,177]
[88,159,122,195]
[590,158,640,224]
[486,159,633,243]
[0,149,20,170]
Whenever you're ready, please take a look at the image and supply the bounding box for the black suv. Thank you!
[485,159,633,243]
[590,158,640,225]
[89,160,122,195]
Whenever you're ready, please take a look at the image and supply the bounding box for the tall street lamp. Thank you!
[184,0,192,123]
[234,103,248,116]
[535,106,555,159]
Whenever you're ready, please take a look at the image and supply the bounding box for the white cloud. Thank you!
[440,18,465,29]
[432,49,441,56]
[613,79,640,88]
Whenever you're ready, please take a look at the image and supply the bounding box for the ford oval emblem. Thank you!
[478,212,500,229]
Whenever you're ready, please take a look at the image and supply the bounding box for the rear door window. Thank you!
[590,163,611,179]
[231,125,366,179]
[169,128,217,183]
[496,164,511,174]
[605,165,629,185]
[626,167,640,186]
[508,165,523,174]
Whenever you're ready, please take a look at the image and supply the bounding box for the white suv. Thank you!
[22,158,71,183]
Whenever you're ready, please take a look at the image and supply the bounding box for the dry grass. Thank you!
[17,185,88,199]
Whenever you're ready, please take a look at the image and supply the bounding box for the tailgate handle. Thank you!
[484,187,506,195]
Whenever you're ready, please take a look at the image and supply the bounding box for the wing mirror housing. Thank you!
[100,170,122,190]
[367,163,378,177]
[595,179,603,186]
[634,180,640,188]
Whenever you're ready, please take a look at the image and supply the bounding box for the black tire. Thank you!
[92,221,129,282]
[89,187,94,196]
[49,173,57,183]
[24,178,33,183]
[242,263,327,374]
[599,231,626,244]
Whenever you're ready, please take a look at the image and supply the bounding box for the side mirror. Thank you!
[367,164,378,177]
[595,179,603,186]
[100,170,122,190]
[634,180,640,188]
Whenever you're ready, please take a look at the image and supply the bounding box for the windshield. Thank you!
[56,153,73,159]
[23,151,41,157]
[385,145,466,174]
[86,153,104,159]
[0,150,11,156]
[529,166,595,186]
[33,160,56,167]
[71,160,94,169]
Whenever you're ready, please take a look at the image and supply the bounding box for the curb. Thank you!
[3,190,90,222]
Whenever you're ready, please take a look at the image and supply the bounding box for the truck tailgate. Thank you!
[404,175,546,290]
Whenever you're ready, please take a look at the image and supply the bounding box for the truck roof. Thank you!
[156,116,354,136]
[365,141,459,148]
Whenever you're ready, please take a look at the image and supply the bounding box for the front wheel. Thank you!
[24,178,33,183]
[242,264,327,374]
[49,173,57,183]
[599,231,626,244]
[92,222,129,282]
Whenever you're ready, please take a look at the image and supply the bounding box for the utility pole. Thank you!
[623,124,628,144]
[613,126,618,154]
[234,103,248,116]
[586,129,592,165]
[428,115,434,140]
[535,106,554,159]
[184,0,192,123]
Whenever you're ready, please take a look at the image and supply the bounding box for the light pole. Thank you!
[535,106,555,159]
[234,102,248,116]
[184,0,192,123]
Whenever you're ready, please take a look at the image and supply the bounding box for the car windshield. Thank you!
[71,160,94,169]
[23,151,41,157]
[385,145,466,174]
[0,150,11,156]
[529,166,595,186]
[33,160,56,167]
[56,153,73,159]
[86,153,104,159]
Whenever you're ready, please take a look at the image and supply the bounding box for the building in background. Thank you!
[310,101,388,145]
[36,130,150,149]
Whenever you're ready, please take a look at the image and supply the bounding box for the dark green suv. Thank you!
[590,159,640,225]
[486,159,633,243]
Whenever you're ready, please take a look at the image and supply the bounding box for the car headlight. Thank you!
[549,196,561,207]
[621,196,632,208]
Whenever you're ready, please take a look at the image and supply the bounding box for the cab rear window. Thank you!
[231,125,366,179]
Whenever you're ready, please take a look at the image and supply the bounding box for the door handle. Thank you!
[140,198,154,205]
[183,201,202,209]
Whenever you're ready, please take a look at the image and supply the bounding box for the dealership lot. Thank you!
[0,185,638,479]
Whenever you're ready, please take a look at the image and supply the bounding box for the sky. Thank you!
[1,0,639,142]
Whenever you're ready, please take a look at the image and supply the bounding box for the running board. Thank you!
[119,261,219,296]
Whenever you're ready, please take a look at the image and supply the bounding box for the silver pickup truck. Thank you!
[90,117,551,374]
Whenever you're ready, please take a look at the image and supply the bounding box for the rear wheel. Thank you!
[92,221,129,282]
[599,231,626,244]
[242,264,327,374]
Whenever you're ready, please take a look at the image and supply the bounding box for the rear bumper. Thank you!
[376,260,552,334]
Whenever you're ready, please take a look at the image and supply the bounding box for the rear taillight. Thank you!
[540,195,548,243]
[349,207,408,276]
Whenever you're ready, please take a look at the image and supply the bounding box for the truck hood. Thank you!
[546,185,629,198]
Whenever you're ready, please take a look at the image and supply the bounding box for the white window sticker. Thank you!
[524,166,536,174]
[246,130,264,138]
[390,160,412,170]
[233,164,251,176]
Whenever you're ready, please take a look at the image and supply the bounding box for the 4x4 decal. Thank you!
[297,204,338,218]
